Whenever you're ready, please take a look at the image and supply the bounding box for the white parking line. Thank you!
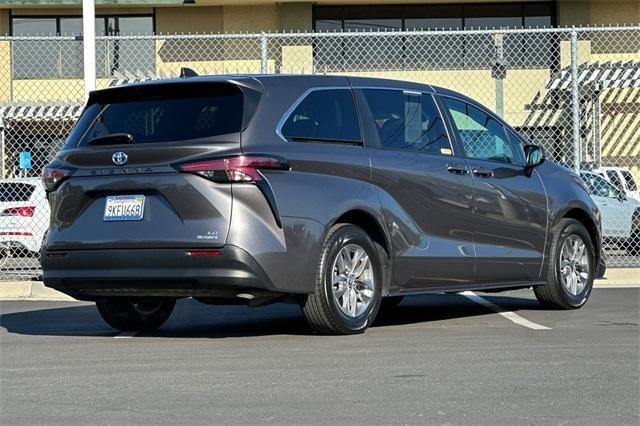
[113,331,138,338]
[459,291,551,330]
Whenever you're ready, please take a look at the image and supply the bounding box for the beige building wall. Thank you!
[589,0,640,25]
[222,5,280,32]
[156,6,223,34]
[280,2,313,32]
[0,42,10,102]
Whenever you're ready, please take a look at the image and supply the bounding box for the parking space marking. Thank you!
[113,331,138,338]
[459,291,551,330]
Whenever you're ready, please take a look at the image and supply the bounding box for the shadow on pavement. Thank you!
[0,292,544,338]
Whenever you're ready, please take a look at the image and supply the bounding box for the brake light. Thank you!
[42,165,75,192]
[186,250,222,256]
[0,231,33,236]
[175,155,289,183]
[1,206,35,217]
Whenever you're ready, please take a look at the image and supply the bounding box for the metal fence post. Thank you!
[260,33,268,74]
[0,119,5,179]
[570,29,581,173]
[592,83,602,167]
[82,0,96,99]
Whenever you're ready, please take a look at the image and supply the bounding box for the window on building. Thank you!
[11,15,154,79]
[281,89,361,143]
[359,89,450,154]
[313,2,555,71]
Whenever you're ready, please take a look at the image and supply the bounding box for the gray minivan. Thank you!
[41,74,605,334]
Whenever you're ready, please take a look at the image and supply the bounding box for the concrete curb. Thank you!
[0,281,75,301]
[0,269,638,301]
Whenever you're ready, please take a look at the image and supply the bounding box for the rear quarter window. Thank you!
[281,89,361,143]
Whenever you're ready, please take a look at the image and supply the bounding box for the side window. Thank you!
[621,171,638,191]
[360,89,451,155]
[281,89,361,142]
[606,170,623,190]
[444,97,519,165]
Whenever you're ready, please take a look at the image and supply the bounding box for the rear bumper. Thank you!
[42,245,279,301]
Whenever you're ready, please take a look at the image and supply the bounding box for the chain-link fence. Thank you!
[0,26,639,279]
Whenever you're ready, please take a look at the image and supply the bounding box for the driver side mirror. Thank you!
[616,190,627,202]
[524,144,545,168]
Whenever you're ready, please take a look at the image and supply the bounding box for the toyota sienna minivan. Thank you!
[41,74,605,334]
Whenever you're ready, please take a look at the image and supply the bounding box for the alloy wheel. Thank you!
[559,235,590,296]
[331,243,376,318]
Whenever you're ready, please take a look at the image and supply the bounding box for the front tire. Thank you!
[96,297,176,331]
[301,224,383,335]
[534,219,595,309]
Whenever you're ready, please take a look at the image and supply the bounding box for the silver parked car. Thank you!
[581,172,640,255]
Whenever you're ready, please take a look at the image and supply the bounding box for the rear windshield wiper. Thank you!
[87,133,135,146]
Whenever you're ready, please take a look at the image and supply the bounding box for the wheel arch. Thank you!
[333,209,390,258]
[333,209,393,296]
[561,207,601,260]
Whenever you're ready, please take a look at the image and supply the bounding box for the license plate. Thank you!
[103,195,145,222]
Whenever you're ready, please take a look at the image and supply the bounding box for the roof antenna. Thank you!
[180,67,199,78]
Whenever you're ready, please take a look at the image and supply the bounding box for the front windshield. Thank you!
[582,173,621,199]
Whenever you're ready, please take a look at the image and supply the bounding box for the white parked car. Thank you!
[594,166,640,202]
[581,172,640,255]
[0,178,50,257]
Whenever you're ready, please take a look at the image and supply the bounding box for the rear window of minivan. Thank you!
[0,183,35,202]
[66,83,245,147]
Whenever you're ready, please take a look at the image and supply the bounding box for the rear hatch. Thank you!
[45,78,261,251]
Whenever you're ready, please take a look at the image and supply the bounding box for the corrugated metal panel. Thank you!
[0,103,83,122]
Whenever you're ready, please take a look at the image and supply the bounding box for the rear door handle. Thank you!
[472,167,494,178]
[447,163,469,175]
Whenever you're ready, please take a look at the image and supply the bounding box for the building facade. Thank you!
[0,1,638,180]
[0,1,639,36]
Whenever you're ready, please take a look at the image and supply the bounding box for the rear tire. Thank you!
[301,224,383,335]
[96,297,176,331]
[534,219,595,309]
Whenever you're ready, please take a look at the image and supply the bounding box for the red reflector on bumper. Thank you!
[0,231,33,236]
[47,252,67,258]
[186,250,222,256]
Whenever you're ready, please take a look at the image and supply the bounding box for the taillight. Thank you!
[175,155,289,183]
[1,206,35,217]
[42,165,75,192]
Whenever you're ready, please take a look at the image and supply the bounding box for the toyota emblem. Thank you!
[112,151,128,166]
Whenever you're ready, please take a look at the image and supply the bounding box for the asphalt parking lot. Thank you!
[1,288,638,425]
